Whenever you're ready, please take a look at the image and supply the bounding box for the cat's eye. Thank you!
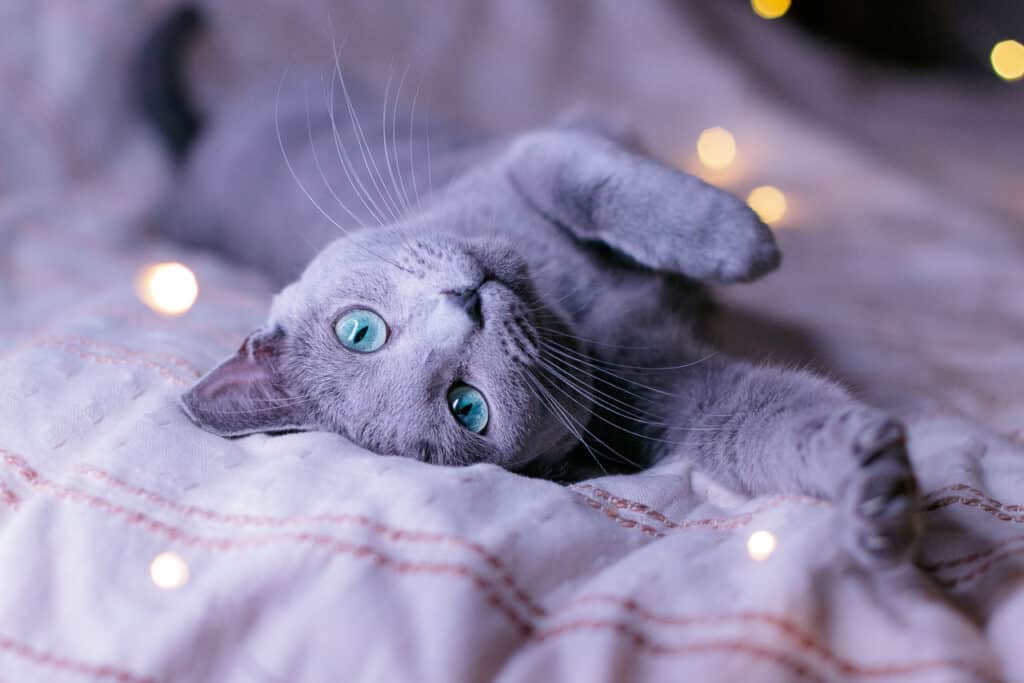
[335,309,388,353]
[447,384,489,434]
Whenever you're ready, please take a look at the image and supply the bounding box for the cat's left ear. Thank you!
[508,128,780,283]
[180,327,313,437]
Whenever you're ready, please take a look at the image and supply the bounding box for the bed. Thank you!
[2,1,1023,680]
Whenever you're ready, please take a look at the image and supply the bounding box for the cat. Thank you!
[139,5,919,569]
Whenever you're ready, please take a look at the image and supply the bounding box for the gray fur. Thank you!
[164,69,918,568]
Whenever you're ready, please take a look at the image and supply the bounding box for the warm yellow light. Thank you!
[136,262,199,316]
[150,551,189,589]
[696,127,737,170]
[991,40,1024,81]
[747,185,787,225]
[751,0,791,20]
[747,530,777,561]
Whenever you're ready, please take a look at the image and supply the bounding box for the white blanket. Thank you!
[2,1,1023,681]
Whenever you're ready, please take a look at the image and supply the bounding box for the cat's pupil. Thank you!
[353,325,367,343]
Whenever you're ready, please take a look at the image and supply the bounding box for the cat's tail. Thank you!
[135,4,204,162]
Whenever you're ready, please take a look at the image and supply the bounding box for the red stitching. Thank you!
[554,596,991,679]
[0,633,154,683]
[572,489,665,537]
[53,336,202,379]
[923,483,1024,512]
[920,535,1024,573]
[531,619,994,682]
[31,340,191,387]
[0,480,19,511]
[531,619,826,682]
[75,464,544,618]
[0,451,998,679]
[933,543,1024,588]
[0,451,534,635]
[572,484,824,535]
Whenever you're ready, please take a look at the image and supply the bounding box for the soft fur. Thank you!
[143,7,919,569]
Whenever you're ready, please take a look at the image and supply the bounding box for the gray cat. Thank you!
[140,7,919,568]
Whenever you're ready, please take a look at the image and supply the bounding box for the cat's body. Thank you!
[142,7,919,568]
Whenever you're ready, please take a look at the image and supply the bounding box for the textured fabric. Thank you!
[2,1,1023,681]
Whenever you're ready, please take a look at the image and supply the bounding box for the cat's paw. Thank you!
[834,414,920,568]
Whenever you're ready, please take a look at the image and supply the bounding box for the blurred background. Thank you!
[1,0,1022,437]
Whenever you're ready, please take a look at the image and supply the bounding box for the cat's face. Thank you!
[182,224,591,469]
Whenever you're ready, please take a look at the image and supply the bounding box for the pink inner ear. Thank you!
[192,349,273,401]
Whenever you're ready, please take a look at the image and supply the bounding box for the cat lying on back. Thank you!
[140,6,919,569]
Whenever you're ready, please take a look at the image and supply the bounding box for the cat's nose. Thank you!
[442,286,483,326]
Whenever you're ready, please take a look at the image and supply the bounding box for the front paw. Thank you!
[834,413,920,568]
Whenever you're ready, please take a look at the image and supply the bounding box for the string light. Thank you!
[150,551,190,589]
[696,127,737,170]
[136,262,199,316]
[991,40,1024,81]
[747,185,788,225]
[751,0,791,20]
[747,530,777,561]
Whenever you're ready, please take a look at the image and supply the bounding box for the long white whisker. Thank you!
[276,70,406,271]
[331,44,403,222]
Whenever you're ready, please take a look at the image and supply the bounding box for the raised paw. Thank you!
[834,414,920,568]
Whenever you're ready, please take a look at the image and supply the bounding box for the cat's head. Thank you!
[181,225,591,468]
[180,125,779,469]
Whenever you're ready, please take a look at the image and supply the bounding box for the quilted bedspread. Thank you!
[2,1,1023,681]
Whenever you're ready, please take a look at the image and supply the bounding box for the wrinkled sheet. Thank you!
[2,1,1023,681]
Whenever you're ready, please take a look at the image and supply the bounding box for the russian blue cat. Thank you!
[140,6,919,568]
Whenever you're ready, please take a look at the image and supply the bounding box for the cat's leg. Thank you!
[670,360,919,568]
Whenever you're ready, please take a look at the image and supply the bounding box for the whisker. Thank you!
[391,63,416,215]
[274,69,406,271]
[523,369,609,476]
[330,44,404,222]
[408,77,424,209]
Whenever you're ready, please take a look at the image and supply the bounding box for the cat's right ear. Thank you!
[507,128,780,283]
[180,327,313,437]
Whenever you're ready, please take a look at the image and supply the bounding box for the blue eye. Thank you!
[448,384,489,434]
[335,309,388,353]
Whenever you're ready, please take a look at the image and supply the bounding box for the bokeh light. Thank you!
[136,262,199,316]
[751,0,791,20]
[150,551,189,589]
[696,127,737,170]
[747,185,788,225]
[991,40,1024,81]
[747,530,777,561]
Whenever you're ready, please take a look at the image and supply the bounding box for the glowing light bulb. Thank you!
[150,551,189,589]
[751,0,791,20]
[747,185,787,225]
[747,530,777,561]
[696,127,737,170]
[136,262,199,316]
[991,40,1024,81]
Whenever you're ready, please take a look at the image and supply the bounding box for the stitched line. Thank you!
[572,485,825,536]
[0,633,154,683]
[0,449,1001,679]
[920,534,1024,573]
[31,340,190,387]
[923,483,1024,512]
[0,480,20,511]
[75,464,544,618]
[572,489,665,537]
[555,596,991,679]
[531,620,826,682]
[532,620,995,682]
[932,543,1024,589]
[52,336,202,379]
[0,451,533,635]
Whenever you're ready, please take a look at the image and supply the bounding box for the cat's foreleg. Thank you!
[670,360,919,567]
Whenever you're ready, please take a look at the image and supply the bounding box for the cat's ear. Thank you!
[508,128,780,283]
[180,327,312,437]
